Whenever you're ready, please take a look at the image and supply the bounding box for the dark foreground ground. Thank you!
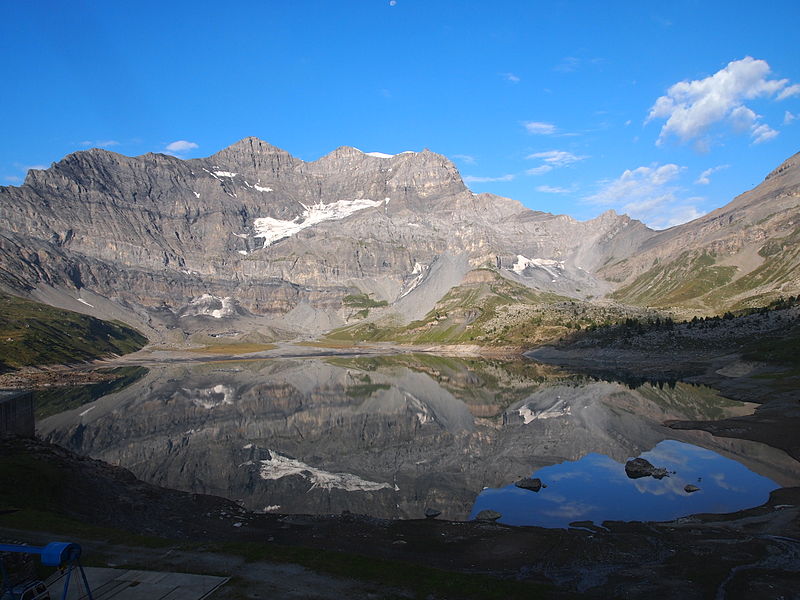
[2,435,799,599]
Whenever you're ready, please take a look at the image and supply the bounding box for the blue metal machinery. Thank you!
[0,542,93,600]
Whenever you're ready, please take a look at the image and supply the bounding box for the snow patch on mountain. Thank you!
[214,171,237,178]
[353,148,416,158]
[182,294,237,318]
[511,255,564,280]
[518,399,571,423]
[254,184,273,192]
[257,451,397,492]
[399,262,428,299]
[253,199,385,247]
[190,384,236,410]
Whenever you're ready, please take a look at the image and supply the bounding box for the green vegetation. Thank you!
[612,225,800,313]
[32,366,148,419]
[342,292,389,320]
[707,226,800,310]
[0,293,147,372]
[342,293,388,309]
[329,269,575,346]
[611,251,737,308]
[741,303,800,368]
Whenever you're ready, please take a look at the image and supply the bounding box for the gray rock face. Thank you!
[0,138,654,338]
[4,139,794,337]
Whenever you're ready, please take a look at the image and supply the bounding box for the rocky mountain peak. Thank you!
[208,137,300,174]
[764,151,800,184]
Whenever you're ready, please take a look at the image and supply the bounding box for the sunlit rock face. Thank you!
[38,355,800,521]
[0,138,654,339]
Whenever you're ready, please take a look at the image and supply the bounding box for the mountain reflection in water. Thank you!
[38,354,800,526]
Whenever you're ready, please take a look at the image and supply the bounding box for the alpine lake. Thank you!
[36,353,800,528]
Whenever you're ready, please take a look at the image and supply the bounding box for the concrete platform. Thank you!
[46,567,228,599]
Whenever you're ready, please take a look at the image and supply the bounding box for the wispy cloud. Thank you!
[80,139,120,148]
[536,185,572,194]
[501,72,520,83]
[584,163,704,229]
[3,175,22,183]
[523,121,557,135]
[784,111,798,125]
[525,165,553,176]
[647,56,795,148]
[695,164,729,185]
[463,174,515,183]
[777,83,800,101]
[165,140,199,154]
[453,154,477,165]
[525,150,587,177]
[526,150,588,167]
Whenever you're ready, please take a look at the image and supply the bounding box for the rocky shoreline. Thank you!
[1,434,799,599]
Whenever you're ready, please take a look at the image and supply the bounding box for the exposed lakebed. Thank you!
[37,354,800,527]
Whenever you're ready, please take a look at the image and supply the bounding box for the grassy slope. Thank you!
[0,293,147,372]
[329,269,661,347]
[610,251,737,309]
[327,269,570,346]
[612,226,800,312]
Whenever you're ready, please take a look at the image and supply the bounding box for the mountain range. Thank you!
[1,137,798,347]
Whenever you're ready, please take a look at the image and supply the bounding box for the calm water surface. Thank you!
[38,354,800,526]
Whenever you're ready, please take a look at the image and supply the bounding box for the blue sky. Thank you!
[2,0,799,229]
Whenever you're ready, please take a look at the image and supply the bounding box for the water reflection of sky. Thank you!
[469,440,779,528]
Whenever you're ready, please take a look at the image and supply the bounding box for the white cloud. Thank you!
[584,163,703,229]
[525,150,587,177]
[751,123,779,144]
[463,174,515,183]
[785,111,798,125]
[502,72,520,83]
[695,164,729,185]
[523,121,557,135]
[525,165,553,176]
[25,164,48,171]
[3,175,22,183]
[536,185,571,194]
[647,57,794,147]
[80,139,120,148]
[453,154,476,164]
[777,83,800,100]
[165,140,199,153]
[526,150,588,167]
